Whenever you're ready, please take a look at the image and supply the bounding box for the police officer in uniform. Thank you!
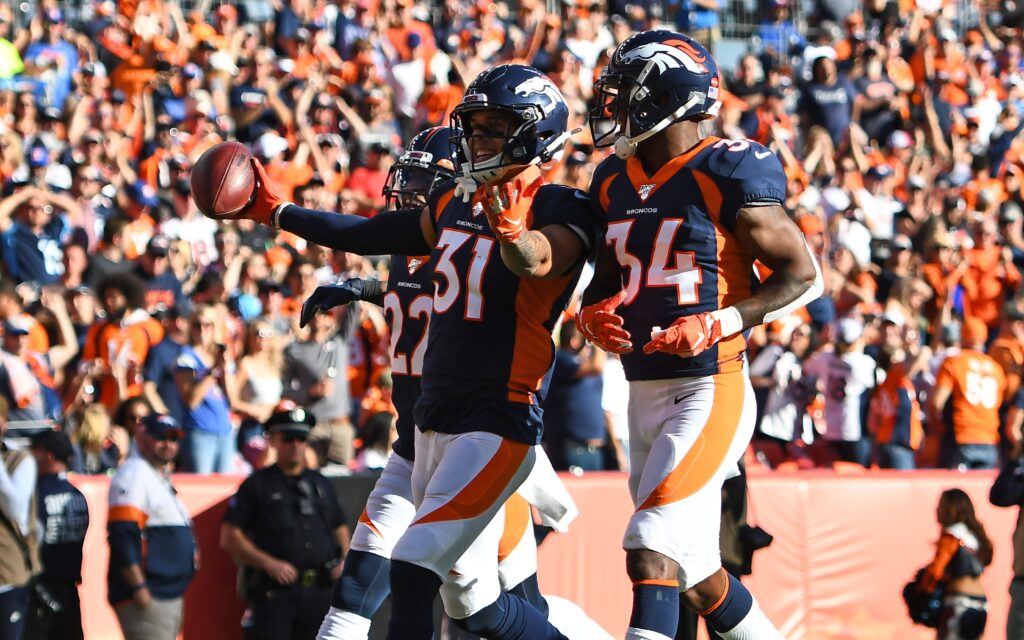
[221,406,350,640]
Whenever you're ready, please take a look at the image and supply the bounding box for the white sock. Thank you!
[545,594,614,640]
[624,628,674,640]
[715,598,784,640]
[316,607,372,640]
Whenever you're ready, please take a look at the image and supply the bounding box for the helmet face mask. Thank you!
[451,64,570,184]
[381,126,458,210]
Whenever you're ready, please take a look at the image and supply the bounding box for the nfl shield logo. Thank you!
[638,184,656,201]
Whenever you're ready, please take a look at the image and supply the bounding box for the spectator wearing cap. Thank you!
[25,430,88,640]
[134,235,186,315]
[0,317,51,423]
[142,300,191,425]
[221,407,349,640]
[173,304,235,473]
[21,9,77,109]
[931,317,1007,470]
[802,317,878,466]
[82,272,163,412]
[0,394,40,640]
[1,186,76,286]
[107,414,196,640]
[67,159,113,248]
[0,279,50,357]
[853,163,900,242]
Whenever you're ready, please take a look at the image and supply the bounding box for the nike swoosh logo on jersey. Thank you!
[754,150,773,159]
[674,395,685,404]
[574,190,589,200]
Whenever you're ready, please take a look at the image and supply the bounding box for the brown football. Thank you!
[190,141,256,218]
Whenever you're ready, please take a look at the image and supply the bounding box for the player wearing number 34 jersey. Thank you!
[573,30,824,640]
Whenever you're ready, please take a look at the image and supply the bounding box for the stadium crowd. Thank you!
[0,0,1017,482]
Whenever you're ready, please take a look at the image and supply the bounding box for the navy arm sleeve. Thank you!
[278,205,432,256]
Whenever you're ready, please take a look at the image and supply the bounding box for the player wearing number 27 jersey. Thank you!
[576,31,823,640]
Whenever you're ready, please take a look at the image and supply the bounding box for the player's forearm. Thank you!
[499,230,553,278]
[731,265,821,333]
[277,205,431,256]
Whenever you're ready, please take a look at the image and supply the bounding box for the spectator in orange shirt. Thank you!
[868,349,924,469]
[82,273,162,411]
[989,306,1024,411]
[931,317,1007,470]
[961,218,1022,332]
[346,142,393,216]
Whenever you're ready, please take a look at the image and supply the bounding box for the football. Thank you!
[190,141,256,218]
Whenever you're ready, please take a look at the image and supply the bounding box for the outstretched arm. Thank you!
[233,159,436,256]
[277,205,434,256]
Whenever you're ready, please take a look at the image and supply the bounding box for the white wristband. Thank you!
[711,306,744,338]
[270,202,293,230]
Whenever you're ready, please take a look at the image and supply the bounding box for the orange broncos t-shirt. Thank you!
[935,349,1006,445]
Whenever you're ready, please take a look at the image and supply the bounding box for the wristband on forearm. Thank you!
[359,279,385,307]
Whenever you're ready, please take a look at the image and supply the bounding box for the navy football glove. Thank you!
[300,279,367,328]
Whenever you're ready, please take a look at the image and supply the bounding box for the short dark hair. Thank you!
[102,216,130,245]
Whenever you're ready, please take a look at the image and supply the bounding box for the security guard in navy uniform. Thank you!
[221,407,350,640]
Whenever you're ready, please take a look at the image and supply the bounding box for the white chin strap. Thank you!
[612,94,704,159]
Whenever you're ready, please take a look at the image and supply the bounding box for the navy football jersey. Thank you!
[414,181,599,445]
[589,136,787,381]
[383,252,435,461]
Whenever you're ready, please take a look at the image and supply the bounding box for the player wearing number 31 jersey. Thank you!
[575,31,824,640]
[224,64,599,640]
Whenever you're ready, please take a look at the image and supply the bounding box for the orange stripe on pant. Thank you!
[638,372,745,511]
[358,507,384,540]
[497,493,532,563]
[414,440,531,525]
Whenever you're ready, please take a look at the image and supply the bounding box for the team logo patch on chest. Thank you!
[407,258,424,273]
[638,183,656,201]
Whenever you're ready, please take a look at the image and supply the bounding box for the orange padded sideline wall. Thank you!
[71,471,1018,639]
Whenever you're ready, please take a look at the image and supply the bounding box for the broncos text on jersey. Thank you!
[589,136,787,381]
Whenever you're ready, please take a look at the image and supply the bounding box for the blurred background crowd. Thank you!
[0,0,1019,477]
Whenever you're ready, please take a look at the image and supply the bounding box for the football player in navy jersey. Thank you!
[307,128,603,640]
[219,64,599,640]
[570,31,823,640]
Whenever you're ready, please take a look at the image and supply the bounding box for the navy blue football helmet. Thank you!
[383,126,459,210]
[450,64,571,184]
[590,31,721,158]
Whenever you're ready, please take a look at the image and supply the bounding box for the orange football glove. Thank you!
[480,176,543,242]
[643,312,723,358]
[575,290,633,354]
[233,158,286,225]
